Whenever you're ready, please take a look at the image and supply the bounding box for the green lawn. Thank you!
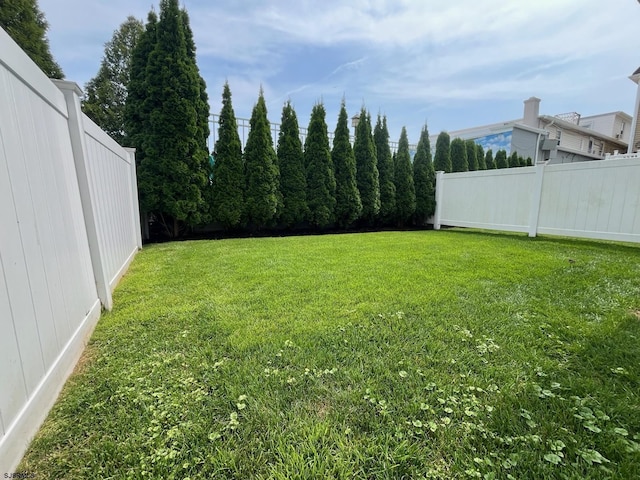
[19,230,640,479]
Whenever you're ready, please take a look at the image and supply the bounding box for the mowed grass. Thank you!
[19,230,640,479]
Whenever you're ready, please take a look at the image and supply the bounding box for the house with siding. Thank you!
[432,96,632,165]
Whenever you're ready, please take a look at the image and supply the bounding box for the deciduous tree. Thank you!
[83,16,143,144]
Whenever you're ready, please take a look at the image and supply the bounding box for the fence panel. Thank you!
[435,168,538,233]
[538,158,640,242]
[434,157,640,243]
[0,27,139,472]
[83,114,141,291]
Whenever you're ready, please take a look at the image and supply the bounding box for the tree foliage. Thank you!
[413,124,436,225]
[394,127,415,226]
[495,149,508,169]
[0,0,63,78]
[135,0,209,237]
[304,103,336,228]
[82,16,143,145]
[244,90,280,229]
[332,101,361,228]
[476,144,486,170]
[465,139,478,171]
[508,151,519,168]
[485,149,495,169]
[211,83,244,229]
[181,9,209,157]
[277,101,307,228]
[374,115,396,226]
[354,109,380,225]
[450,138,468,172]
[434,132,451,173]
[125,10,157,166]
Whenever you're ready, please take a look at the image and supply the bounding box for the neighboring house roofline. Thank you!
[579,111,633,121]
[538,115,628,147]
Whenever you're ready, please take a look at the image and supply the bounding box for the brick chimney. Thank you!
[523,97,541,128]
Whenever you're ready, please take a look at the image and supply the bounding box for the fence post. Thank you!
[433,171,445,230]
[124,147,142,249]
[527,163,546,238]
[53,80,113,310]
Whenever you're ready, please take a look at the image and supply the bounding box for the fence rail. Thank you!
[0,27,140,472]
[208,114,416,155]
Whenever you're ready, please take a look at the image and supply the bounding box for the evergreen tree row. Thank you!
[209,85,437,233]
[432,132,533,174]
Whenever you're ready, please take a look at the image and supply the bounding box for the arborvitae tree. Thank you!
[495,149,508,169]
[374,115,396,225]
[413,124,436,225]
[277,101,307,228]
[211,83,244,229]
[450,138,468,172]
[508,151,519,168]
[526,157,533,166]
[181,9,209,157]
[304,103,336,228]
[485,149,495,169]
[125,10,157,166]
[354,109,380,224]
[434,132,452,172]
[394,127,416,226]
[83,16,144,145]
[0,0,63,78]
[518,155,525,167]
[465,139,478,171]
[244,89,280,229]
[332,101,361,228]
[476,144,486,170]
[137,0,209,237]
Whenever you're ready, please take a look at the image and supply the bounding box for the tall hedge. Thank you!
[244,90,280,229]
[354,109,380,225]
[375,115,396,225]
[495,149,508,169]
[211,83,244,229]
[304,103,336,228]
[476,144,486,170]
[277,101,307,227]
[394,127,416,226]
[450,138,468,172]
[434,132,452,173]
[332,101,362,228]
[413,124,436,225]
[137,0,209,236]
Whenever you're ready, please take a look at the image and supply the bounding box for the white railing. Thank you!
[0,27,140,472]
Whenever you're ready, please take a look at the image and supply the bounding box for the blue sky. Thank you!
[38,0,640,145]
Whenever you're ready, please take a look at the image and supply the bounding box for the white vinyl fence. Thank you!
[0,27,141,472]
[434,155,640,243]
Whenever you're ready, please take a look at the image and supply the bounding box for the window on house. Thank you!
[556,129,562,142]
[588,139,593,154]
